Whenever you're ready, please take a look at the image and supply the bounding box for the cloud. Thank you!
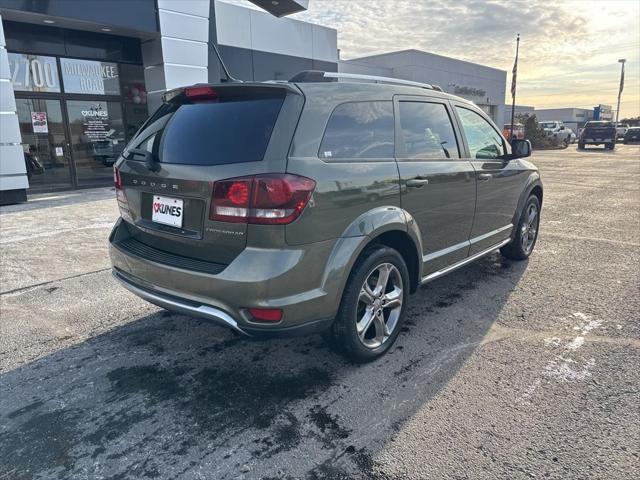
[221,0,640,116]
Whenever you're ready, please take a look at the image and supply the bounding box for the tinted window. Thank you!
[319,101,394,159]
[456,107,505,159]
[129,97,284,165]
[586,121,614,128]
[399,102,459,159]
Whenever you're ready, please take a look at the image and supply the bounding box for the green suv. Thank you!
[109,71,542,362]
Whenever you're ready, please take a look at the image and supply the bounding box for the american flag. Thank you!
[511,36,519,99]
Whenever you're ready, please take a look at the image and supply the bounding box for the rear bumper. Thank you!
[112,268,247,334]
[109,218,341,336]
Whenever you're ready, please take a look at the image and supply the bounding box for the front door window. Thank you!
[66,100,125,187]
[16,98,72,190]
[455,107,505,159]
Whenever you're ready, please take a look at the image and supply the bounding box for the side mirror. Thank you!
[510,139,531,159]
[559,126,565,130]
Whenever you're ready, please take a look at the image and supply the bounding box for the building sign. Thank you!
[31,112,49,133]
[60,58,120,95]
[8,53,61,93]
[81,104,111,141]
[454,86,487,97]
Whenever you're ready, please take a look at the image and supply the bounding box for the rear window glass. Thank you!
[319,101,394,159]
[398,101,459,159]
[586,121,614,128]
[131,97,284,165]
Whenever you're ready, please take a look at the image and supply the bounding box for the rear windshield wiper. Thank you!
[125,149,160,173]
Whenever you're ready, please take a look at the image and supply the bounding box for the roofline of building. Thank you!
[342,48,507,75]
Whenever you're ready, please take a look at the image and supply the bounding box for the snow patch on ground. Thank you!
[517,312,602,404]
[543,312,602,382]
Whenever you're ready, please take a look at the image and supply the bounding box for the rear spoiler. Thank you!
[162,82,301,104]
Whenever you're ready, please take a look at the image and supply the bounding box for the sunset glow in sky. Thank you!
[225,0,640,118]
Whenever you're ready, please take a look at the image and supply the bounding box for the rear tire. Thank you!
[578,142,585,149]
[501,195,541,261]
[606,143,615,150]
[327,244,410,362]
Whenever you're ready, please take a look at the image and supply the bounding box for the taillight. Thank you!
[114,166,122,189]
[211,179,252,223]
[185,86,218,101]
[210,174,316,225]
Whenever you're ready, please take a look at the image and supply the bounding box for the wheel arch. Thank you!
[511,173,544,233]
[320,206,423,319]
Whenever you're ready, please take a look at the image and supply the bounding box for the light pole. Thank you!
[615,58,626,124]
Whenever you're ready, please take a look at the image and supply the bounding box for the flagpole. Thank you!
[509,34,520,142]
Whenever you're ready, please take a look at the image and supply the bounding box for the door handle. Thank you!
[406,178,429,187]
[477,173,493,182]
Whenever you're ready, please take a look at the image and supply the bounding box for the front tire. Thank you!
[328,245,410,362]
[501,195,541,261]
[578,142,585,149]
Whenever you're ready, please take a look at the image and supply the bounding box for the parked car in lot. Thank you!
[578,121,617,150]
[540,121,573,146]
[616,123,629,140]
[109,72,542,362]
[622,126,640,144]
[502,123,525,141]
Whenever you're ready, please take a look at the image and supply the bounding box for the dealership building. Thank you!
[0,0,333,203]
[1,0,507,204]
[340,49,507,125]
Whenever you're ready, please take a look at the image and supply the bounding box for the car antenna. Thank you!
[208,41,241,83]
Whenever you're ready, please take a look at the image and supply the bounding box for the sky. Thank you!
[223,0,640,119]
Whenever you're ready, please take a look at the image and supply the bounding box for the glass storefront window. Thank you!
[60,58,120,95]
[120,64,148,106]
[66,100,125,186]
[16,98,72,189]
[124,103,150,141]
[8,50,150,191]
[8,53,61,93]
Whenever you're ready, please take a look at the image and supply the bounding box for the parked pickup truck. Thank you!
[540,121,573,146]
[578,121,616,150]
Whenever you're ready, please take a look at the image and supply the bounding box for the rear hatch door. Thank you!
[115,83,303,266]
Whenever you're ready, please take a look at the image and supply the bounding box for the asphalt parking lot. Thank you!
[1,145,639,480]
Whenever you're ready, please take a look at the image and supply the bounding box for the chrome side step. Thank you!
[112,269,249,336]
[420,238,511,285]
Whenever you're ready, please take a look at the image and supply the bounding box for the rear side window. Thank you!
[319,101,394,159]
[130,97,284,165]
[398,102,460,159]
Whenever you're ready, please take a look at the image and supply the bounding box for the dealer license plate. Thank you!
[152,195,184,228]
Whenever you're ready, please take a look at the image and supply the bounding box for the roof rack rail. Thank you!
[289,70,442,92]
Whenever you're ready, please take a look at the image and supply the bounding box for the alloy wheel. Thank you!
[356,263,403,349]
[520,203,539,254]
